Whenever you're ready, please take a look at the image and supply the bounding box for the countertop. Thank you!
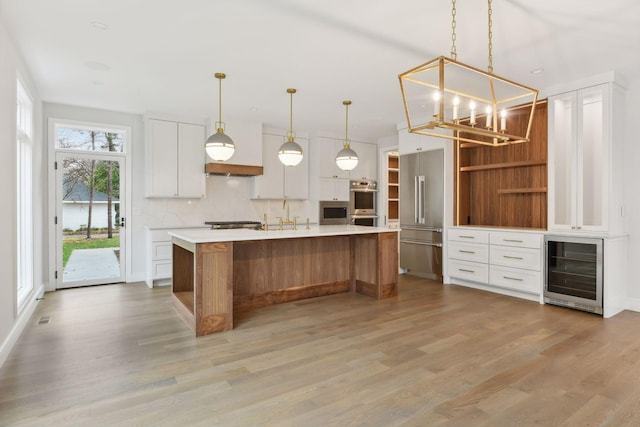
[145,225,210,230]
[169,225,400,244]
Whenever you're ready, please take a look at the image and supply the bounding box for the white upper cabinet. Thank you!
[178,123,206,198]
[349,141,377,181]
[146,118,205,198]
[317,137,350,179]
[318,177,350,201]
[398,129,448,155]
[252,133,309,199]
[548,78,625,234]
[206,119,262,166]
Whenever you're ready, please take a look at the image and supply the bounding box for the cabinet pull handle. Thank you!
[459,235,475,239]
[504,239,523,243]
[503,276,523,281]
[459,268,475,273]
[460,250,476,254]
[503,255,523,260]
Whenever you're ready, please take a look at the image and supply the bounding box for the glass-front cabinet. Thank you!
[548,75,626,235]
[548,84,608,232]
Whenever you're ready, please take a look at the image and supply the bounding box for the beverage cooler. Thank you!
[544,235,603,315]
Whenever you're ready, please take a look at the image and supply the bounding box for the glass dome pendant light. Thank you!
[205,72,236,161]
[335,100,359,171]
[278,88,304,167]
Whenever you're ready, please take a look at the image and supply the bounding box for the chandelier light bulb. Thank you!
[433,91,441,118]
[453,96,460,121]
[485,105,493,129]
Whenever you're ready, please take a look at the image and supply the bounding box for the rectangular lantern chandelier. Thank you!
[399,1,539,147]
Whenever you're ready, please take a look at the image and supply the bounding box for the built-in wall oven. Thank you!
[319,200,350,225]
[350,180,377,226]
[544,235,603,315]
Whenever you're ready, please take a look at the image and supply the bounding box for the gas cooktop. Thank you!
[204,221,262,230]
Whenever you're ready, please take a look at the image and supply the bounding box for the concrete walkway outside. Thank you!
[63,248,120,283]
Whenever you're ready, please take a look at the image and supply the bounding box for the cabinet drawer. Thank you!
[153,260,172,279]
[152,242,172,260]
[448,228,489,244]
[490,246,541,271]
[448,241,489,263]
[490,231,541,249]
[490,265,541,295]
[448,259,489,284]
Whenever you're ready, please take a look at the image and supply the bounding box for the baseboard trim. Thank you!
[625,298,640,313]
[0,285,44,368]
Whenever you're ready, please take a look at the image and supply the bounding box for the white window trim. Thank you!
[16,79,34,309]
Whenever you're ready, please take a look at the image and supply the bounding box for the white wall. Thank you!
[0,14,45,366]
[623,74,640,305]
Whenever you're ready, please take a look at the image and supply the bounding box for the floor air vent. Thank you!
[38,316,51,325]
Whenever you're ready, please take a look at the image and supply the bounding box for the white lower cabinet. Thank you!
[448,259,489,284]
[446,227,543,301]
[146,227,209,288]
[489,265,541,295]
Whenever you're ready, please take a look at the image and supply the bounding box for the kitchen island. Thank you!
[169,225,400,336]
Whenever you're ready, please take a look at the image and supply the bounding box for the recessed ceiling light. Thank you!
[85,61,110,71]
[530,68,544,75]
[90,21,109,30]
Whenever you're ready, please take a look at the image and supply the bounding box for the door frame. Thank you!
[55,151,125,288]
[47,118,132,291]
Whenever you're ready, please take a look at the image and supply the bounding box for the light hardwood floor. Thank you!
[2,275,640,426]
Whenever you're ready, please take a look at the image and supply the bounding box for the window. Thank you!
[17,79,33,306]
[56,125,125,153]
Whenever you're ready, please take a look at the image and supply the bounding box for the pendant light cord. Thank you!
[218,76,222,125]
[286,88,296,141]
[214,72,226,131]
[450,0,457,60]
[344,102,350,148]
[487,0,494,73]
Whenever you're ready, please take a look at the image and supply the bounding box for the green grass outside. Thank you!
[63,236,120,267]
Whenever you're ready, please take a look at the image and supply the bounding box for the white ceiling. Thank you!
[2,0,639,140]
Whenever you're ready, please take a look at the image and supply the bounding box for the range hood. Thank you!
[205,163,264,177]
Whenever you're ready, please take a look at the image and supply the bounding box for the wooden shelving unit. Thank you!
[455,101,548,229]
[387,154,399,223]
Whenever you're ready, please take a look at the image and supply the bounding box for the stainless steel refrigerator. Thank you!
[399,149,444,281]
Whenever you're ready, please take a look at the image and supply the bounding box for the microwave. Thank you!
[319,200,350,225]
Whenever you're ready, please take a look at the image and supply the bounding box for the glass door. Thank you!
[55,152,125,288]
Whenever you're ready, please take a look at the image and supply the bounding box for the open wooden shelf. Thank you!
[455,101,548,229]
[460,159,547,172]
[498,187,547,195]
[387,153,400,222]
[174,291,194,314]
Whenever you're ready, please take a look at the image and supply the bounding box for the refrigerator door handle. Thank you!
[414,176,419,223]
[400,226,443,233]
[417,175,425,224]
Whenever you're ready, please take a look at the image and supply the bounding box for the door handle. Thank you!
[400,239,442,247]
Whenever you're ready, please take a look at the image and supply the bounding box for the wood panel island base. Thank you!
[169,226,399,336]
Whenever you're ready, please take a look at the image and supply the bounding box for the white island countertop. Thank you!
[169,225,400,244]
